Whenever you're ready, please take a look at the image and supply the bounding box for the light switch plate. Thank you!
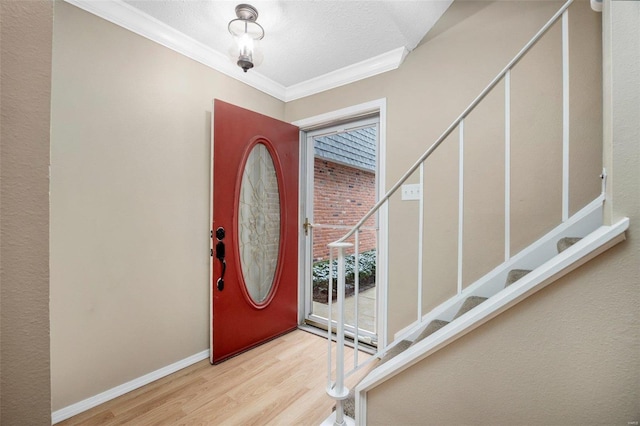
[401,183,421,200]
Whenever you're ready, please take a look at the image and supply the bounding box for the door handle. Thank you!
[215,227,226,291]
[303,217,314,236]
[216,241,226,291]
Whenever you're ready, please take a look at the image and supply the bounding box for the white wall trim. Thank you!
[51,349,210,424]
[63,0,408,103]
[63,0,286,100]
[294,98,388,347]
[284,48,409,102]
[377,101,389,349]
[292,99,386,130]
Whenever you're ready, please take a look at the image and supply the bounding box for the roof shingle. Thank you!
[314,126,376,171]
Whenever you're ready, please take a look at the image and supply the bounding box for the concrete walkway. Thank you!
[312,286,376,333]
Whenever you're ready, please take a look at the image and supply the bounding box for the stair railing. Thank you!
[324,0,574,423]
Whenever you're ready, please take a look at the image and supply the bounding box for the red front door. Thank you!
[211,100,299,364]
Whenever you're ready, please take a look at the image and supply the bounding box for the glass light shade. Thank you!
[228,19,263,41]
[228,37,263,72]
[228,16,264,72]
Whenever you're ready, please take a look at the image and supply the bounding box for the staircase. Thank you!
[336,208,628,423]
[320,1,630,424]
[341,233,598,418]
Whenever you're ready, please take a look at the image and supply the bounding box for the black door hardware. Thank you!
[215,227,226,291]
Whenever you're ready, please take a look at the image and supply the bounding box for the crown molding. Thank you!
[284,47,409,102]
[63,0,409,103]
[64,0,287,100]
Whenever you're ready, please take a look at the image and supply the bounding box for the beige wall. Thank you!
[0,0,53,423]
[24,0,624,418]
[286,0,602,338]
[50,1,284,410]
[366,0,639,423]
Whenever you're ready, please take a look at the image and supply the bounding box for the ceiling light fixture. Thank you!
[228,4,264,73]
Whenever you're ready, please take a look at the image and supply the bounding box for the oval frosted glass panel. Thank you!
[238,143,281,304]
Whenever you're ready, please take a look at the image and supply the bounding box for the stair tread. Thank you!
[453,296,487,320]
[557,237,582,253]
[505,269,532,287]
[413,319,450,344]
[379,340,412,365]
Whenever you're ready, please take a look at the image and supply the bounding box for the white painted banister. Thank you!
[562,8,571,222]
[457,119,465,295]
[504,69,511,262]
[332,0,574,246]
[417,163,424,321]
[323,242,354,426]
[322,1,574,423]
[353,230,360,365]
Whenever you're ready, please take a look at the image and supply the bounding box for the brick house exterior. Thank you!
[313,125,376,261]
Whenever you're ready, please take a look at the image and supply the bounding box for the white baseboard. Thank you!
[51,349,210,424]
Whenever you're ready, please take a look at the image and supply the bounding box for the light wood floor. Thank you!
[58,329,373,426]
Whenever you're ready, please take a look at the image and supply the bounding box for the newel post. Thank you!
[324,241,355,426]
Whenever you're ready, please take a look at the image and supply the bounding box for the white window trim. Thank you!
[293,98,389,348]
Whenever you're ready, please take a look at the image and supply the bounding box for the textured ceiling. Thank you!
[121,0,452,88]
